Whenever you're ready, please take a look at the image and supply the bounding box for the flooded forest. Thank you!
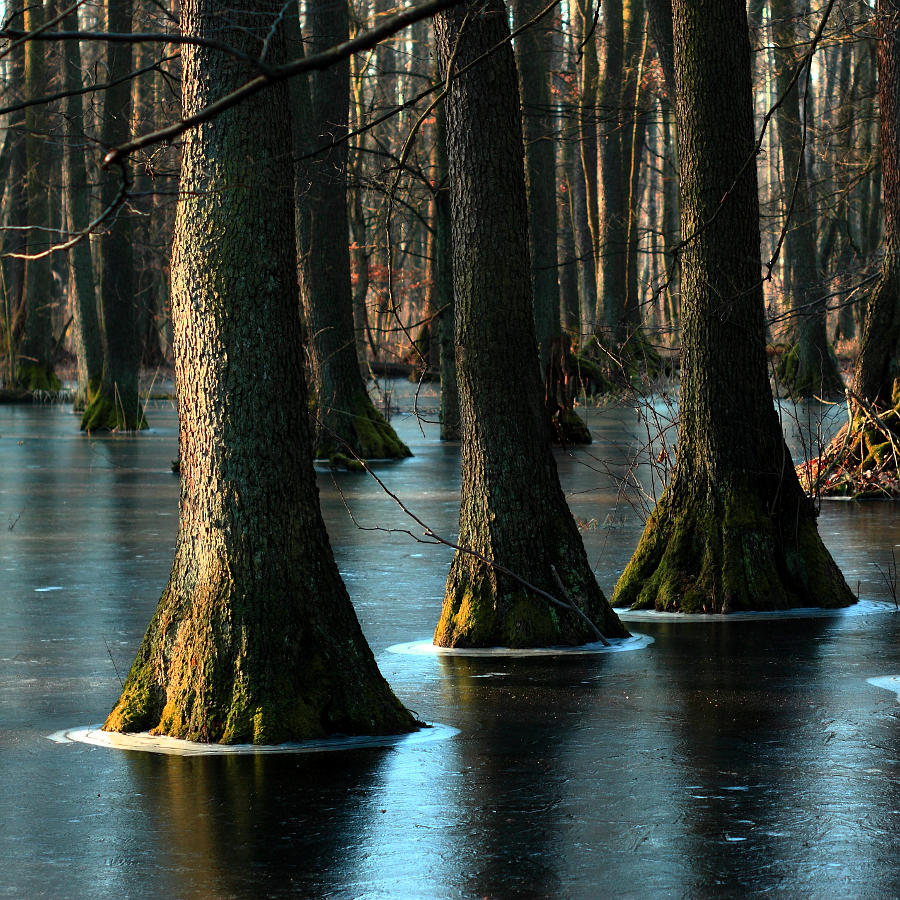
[4,0,900,897]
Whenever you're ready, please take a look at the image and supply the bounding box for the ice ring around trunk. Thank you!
[47,721,458,756]
[387,633,653,657]
[614,599,896,621]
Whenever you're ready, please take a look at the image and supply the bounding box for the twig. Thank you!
[551,565,609,645]
[103,639,124,689]
[323,424,610,643]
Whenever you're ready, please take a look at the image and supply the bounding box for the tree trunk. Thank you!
[104,0,417,744]
[432,1,627,647]
[511,0,561,374]
[297,0,410,466]
[597,0,627,337]
[61,5,103,409]
[1,0,27,382]
[612,0,854,612]
[18,0,60,391]
[434,99,460,440]
[573,0,602,322]
[81,0,145,430]
[771,0,844,397]
[513,0,589,443]
[855,0,900,405]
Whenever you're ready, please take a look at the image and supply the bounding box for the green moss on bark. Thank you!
[15,363,60,392]
[775,341,844,398]
[315,393,411,464]
[80,385,147,432]
[435,554,629,648]
[551,407,592,444]
[612,485,856,612]
[71,377,101,413]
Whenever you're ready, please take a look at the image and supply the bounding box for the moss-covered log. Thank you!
[103,0,417,744]
[613,0,854,614]
[432,2,627,647]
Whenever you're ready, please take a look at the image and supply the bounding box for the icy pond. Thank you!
[3,381,900,898]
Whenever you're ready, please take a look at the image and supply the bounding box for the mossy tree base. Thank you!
[551,407,592,445]
[71,377,101,413]
[104,567,419,744]
[580,327,666,395]
[798,381,900,497]
[546,335,591,445]
[80,385,147,432]
[315,392,411,466]
[435,519,629,648]
[775,341,844,398]
[612,483,856,613]
[435,572,628,648]
[15,363,61,393]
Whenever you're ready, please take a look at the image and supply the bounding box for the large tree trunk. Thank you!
[81,0,145,430]
[297,0,410,466]
[855,0,900,405]
[794,0,900,498]
[18,0,60,391]
[771,0,844,398]
[1,0,27,379]
[511,0,560,374]
[613,0,854,612]
[104,0,417,744]
[434,99,460,441]
[594,0,660,378]
[512,0,589,443]
[61,5,103,409]
[431,1,626,647]
[572,0,601,322]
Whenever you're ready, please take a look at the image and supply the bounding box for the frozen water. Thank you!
[4,389,900,898]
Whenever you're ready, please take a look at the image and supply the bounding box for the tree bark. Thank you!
[572,0,601,322]
[771,0,844,397]
[854,0,900,405]
[434,98,460,441]
[297,0,410,465]
[513,0,590,443]
[1,0,27,379]
[18,0,60,391]
[81,0,145,429]
[61,5,103,409]
[104,0,417,743]
[612,0,855,612]
[432,0,626,647]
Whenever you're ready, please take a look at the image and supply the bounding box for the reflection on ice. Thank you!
[387,632,653,656]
